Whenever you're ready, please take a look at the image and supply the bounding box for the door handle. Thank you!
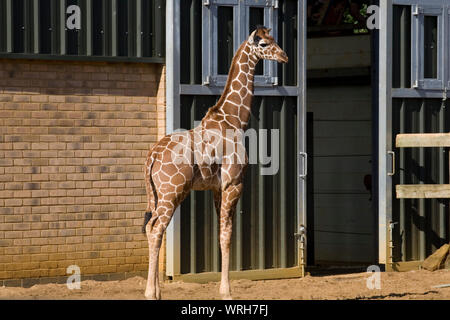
[388,151,395,176]
[299,152,307,179]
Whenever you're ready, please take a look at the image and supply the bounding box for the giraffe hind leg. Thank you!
[142,211,152,234]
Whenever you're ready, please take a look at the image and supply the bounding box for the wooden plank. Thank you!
[172,267,304,283]
[396,133,450,147]
[396,184,450,198]
[387,260,423,272]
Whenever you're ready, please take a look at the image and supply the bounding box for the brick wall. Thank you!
[0,59,166,286]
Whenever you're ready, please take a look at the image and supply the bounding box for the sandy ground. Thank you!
[1,269,450,300]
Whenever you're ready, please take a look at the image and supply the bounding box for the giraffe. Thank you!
[142,26,288,300]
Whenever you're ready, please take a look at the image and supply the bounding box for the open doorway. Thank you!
[305,0,376,267]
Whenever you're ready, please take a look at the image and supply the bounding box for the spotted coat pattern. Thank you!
[143,27,288,300]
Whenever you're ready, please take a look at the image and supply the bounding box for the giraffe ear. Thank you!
[266,28,272,33]
[248,30,257,45]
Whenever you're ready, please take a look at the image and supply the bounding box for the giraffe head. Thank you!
[248,26,288,64]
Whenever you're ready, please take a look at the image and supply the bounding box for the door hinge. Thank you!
[295,225,307,277]
[271,76,278,86]
[203,75,210,86]
[412,6,423,16]
[204,0,210,6]
[294,225,306,240]
[388,221,398,270]
[272,0,279,9]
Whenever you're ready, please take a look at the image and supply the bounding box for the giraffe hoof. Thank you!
[145,293,159,300]
[221,294,233,300]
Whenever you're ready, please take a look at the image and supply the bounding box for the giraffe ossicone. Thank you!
[143,26,288,300]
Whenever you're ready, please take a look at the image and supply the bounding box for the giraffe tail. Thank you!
[143,150,158,234]
[142,211,152,234]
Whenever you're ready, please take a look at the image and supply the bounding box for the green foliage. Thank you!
[343,2,369,34]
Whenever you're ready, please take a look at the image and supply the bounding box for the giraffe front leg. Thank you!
[219,218,233,300]
[219,183,243,300]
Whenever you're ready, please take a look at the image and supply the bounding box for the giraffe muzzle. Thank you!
[278,52,289,64]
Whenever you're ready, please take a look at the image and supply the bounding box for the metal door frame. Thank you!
[165,0,307,279]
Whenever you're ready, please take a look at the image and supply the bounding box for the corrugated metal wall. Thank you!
[0,0,165,61]
[177,0,299,274]
[391,99,450,262]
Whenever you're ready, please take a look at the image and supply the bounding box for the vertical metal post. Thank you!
[127,0,135,57]
[32,0,39,53]
[399,101,406,261]
[378,0,393,266]
[78,0,86,55]
[50,0,57,54]
[5,0,12,52]
[272,101,280,268]
[154,0,164,58]
[280,99,287,268]
[250,111,259,269]
[165,0,181,278]
[258,99,266,269]
[85,0,92,55]
[296,0,307,269]
[110,0,117,56]
[136,0,141,57]
[190,100,196,274]
[438,102,445,241]
[24,0,31,53]
[102,0,107,56]
[59,0,66,55]
[189,1,198,84]
[398,6,408,262]
[418,101,426,260]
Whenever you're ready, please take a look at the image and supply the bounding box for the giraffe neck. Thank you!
[215,41,259,129]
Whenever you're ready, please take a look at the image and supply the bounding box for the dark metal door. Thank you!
[165,0,307,280]
[380,0,450,270]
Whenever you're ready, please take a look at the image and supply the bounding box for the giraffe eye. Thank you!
[260,43,268,48]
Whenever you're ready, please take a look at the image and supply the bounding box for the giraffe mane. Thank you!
[203,41,248,121]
